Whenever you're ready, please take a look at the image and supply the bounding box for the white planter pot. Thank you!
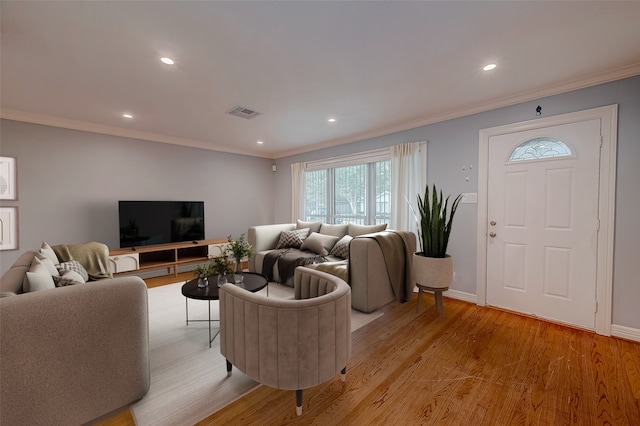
[413,253,453,289]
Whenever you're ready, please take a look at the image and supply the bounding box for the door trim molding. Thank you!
[476,105,618,335]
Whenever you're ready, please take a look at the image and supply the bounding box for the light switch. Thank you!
[461,192,477,203]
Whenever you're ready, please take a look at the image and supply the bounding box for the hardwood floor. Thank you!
[104,276,640,425]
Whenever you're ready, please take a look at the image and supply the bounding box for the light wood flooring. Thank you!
[102,274,640,425]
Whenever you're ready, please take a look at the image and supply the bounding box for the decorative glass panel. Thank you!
[508,137,572,162]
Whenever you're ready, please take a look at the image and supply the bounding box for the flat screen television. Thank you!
[118,201,205,248]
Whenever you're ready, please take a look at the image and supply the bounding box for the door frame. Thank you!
[476,105,618,335]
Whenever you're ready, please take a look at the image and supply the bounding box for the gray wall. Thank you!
[274,75,640,330]
[0,121,275,274]
[1,75,638,329]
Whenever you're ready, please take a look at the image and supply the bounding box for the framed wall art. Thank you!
[0,156,17,200]
[0,207,18,251]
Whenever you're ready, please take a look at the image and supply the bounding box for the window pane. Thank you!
[305,170,327,222]
[508,137,572,162]
[375,161,391,225]
[334,165,366,224]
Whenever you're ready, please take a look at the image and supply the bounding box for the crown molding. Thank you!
[272,62,640,159]
[2,63,639,161]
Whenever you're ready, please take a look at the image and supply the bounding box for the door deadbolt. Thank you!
[490,221,496,226]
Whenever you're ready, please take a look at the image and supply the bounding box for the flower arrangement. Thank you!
[210,256,234,276]
[226,233,253,262]
[193,263,212,279]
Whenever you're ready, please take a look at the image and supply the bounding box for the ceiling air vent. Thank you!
[226,105,261,119]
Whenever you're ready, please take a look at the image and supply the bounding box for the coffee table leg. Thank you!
[185,297,189,325]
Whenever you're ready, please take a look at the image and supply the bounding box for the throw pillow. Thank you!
[52,270,86,287]
[296,219,322,233]
[300,232,339,256]
[39,241,60,265]
[348,223,387,237]
[35,253,61,277]
[329,235,353,259]
[57,260,89,282]
[276,228,310,249]
[319,223,348,238]
[25,258,56,292]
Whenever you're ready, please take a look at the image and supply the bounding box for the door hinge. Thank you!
[600,135,603,147]
[595,301,598,313]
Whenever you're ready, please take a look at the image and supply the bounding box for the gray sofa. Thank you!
[0,247,150,425]
[248,221,416,313]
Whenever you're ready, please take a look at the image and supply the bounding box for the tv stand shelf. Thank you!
[109,239,228,277]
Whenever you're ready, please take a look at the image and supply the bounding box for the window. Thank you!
[304,150,391,225]
[508,137,572,162]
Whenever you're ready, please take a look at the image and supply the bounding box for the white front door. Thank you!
[486,118,601,329]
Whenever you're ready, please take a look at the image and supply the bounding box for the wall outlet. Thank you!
[461,192,477,204]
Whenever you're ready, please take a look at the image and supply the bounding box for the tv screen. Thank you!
[119,201,205,248]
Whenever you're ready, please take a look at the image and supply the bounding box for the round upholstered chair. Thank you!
[219,267,351,415]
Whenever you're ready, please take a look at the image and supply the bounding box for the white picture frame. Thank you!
[0,156,17,200]
[0,207,18,251]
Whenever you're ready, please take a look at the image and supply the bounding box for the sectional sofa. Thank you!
[0,243,150,425]
[248,220,416,313]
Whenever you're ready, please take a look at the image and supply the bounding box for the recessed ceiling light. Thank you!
[160,57,175,65]
[483,63,497,71]
[328,118,336,123]
[122,113,133,119]
[257,140,264,145]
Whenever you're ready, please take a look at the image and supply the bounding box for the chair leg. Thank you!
[226,359,232,377]
[341,366,346,382]
[416,287,423,313]
[296,389,303,416]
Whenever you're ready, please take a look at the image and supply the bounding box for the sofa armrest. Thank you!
[0,277,150,425]
[248,223,295,271]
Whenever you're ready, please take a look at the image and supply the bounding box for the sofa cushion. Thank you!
[300,232,339,256]
[348,223,387,237]
[329,234,353,259]
[57,260,89,282]
[276,228,310,249]
[319,223,348,238]
[35,253,61,277]
[39,241,60,265]
[0,251,37,294]
[53,270,86,287]
[296,220,322,233]
[24,258,56,292]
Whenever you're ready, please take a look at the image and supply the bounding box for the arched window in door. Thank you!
[508,137,572,162]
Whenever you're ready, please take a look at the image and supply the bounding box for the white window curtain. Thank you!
[291,162,306,221]
[390,142,426,233]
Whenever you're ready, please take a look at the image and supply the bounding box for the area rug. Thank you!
[130,281,384,425]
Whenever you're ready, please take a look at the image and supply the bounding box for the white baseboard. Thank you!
[611,324,640,342]
[443,289,477,304]
[414,288,640,342]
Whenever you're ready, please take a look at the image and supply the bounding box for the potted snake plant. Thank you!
[413,184,462,289]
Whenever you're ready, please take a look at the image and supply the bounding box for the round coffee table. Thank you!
[182,272,268,347]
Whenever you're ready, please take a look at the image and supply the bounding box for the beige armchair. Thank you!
[219,267,351,415]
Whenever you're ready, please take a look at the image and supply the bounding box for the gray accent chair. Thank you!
[219,267,351,415]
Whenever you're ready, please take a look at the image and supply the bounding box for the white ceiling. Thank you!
[2,1,640,159]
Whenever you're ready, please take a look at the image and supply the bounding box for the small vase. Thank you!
[235,260,243,274]
[197,277,207,288]
[217,273,227,288]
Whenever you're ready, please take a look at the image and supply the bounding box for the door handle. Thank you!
[489,232,496,238]
[490,221,496,226]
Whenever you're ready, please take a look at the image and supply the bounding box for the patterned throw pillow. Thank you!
[276,228,310,249]
[57,260,89,282]
[52,270,86,287]
[329,235,353,259]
